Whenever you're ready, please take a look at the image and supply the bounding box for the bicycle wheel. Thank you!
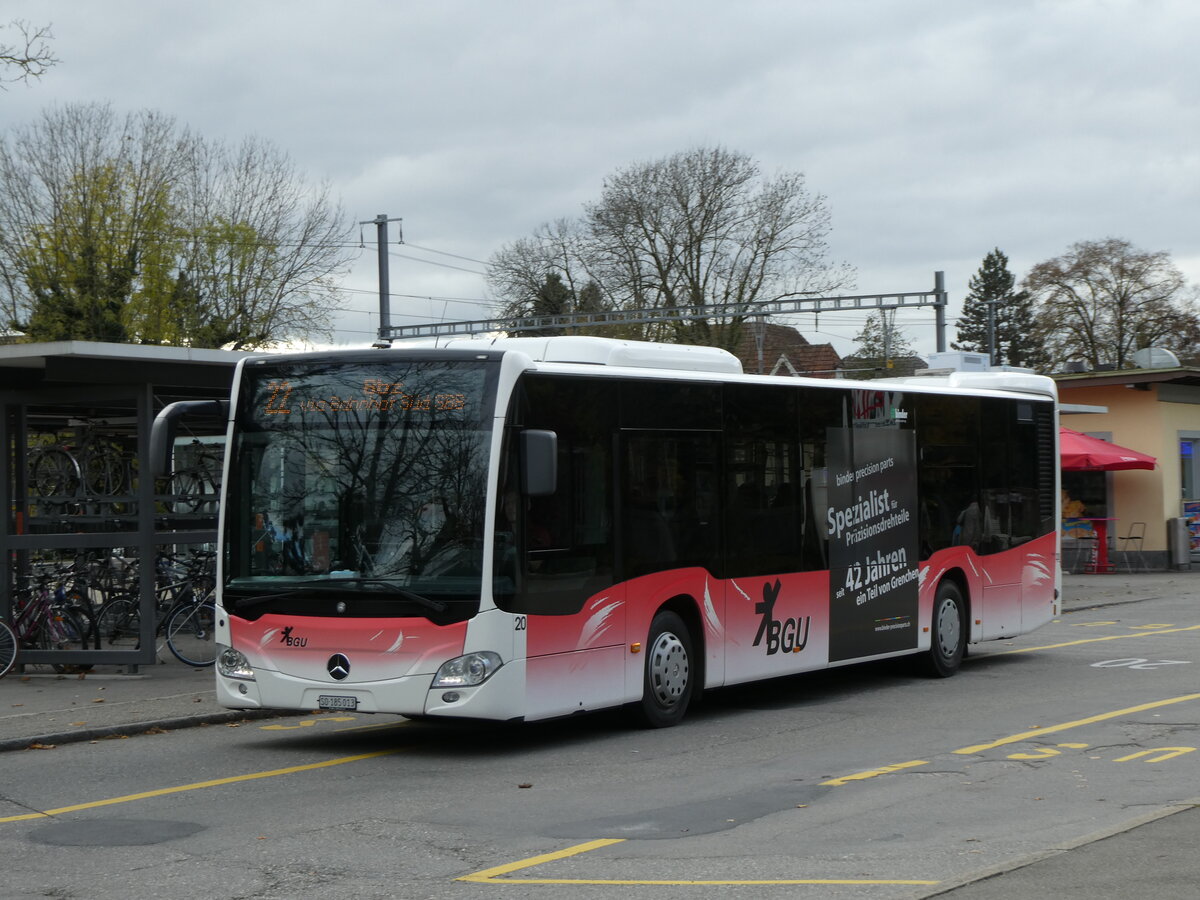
[92,595,142,650]
[167,467,216,514]
[0,620,16,678]
[29,447,81,511]
[164,599,217,667]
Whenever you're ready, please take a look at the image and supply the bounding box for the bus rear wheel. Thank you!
[636,610,694,728]
[924,580,966,677]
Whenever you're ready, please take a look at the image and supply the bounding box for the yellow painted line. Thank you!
[0,748,400,824]
[998,623,1200,654]
[821,759,929,786]
[459,839,626,882]
[458,838,938,885]
[954,693,1200,755]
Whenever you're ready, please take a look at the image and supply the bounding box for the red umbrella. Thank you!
[1060,428,1157,471]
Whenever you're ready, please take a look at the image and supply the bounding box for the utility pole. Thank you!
[934,270,947,353]
[986,298,998,366]
[360,214,403,343]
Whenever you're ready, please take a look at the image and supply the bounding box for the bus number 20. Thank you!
[514,616,527,632]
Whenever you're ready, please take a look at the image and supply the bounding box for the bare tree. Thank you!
[169,135,351,349]
[488,146,854,349]
[1025,238,1200,370]
[0,20,57,89]
[0,102,353,348]
[488,217,597,317]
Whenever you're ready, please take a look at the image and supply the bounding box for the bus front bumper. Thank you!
[215,656,526,721]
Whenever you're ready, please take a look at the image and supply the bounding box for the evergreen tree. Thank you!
[954,249,1046,369]
[511,272,574,336]
[848,310,914,378]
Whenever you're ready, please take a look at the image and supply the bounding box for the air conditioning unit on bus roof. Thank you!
[924,351,991,372]
[448,336,744,375]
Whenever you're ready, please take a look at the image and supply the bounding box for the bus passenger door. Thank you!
[619,431,725,688]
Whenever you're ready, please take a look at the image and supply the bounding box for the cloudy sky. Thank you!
[4,0,1198,358]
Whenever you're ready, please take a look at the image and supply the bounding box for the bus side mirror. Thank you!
[150,400,229,478]
[520,429,557,497]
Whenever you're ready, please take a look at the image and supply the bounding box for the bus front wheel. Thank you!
[924,580,967,677]
[636,611,694,728]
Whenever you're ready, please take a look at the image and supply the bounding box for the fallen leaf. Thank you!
[226,722,241,728]
[518,783,533,789]
[91,698,105,704]
[26,742,56,750]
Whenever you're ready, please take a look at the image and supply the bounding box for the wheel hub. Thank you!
[649,631,689,706]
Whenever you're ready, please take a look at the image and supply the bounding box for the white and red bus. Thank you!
[154,336,1060,727]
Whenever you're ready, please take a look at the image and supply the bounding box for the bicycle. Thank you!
[0,619,16,678]
[27,425,135,515]
[91,551,218,667]
[1,568,92,675]
[163,439,223,514]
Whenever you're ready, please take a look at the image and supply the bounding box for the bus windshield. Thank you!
[224,356,498,616]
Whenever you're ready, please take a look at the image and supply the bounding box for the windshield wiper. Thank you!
[326,578,448,613]
[224,578,447,614]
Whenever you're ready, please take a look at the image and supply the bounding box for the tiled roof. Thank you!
[734,324,842,378]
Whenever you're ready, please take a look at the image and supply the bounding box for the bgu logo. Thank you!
[280,626,308,648]
[753,579,810,656]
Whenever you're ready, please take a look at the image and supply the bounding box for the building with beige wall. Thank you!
[1056,367,1200,570]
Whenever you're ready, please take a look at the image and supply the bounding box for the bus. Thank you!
[152,336,1060,728]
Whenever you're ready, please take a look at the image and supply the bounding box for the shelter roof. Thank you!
[1053,366,1200,390]
[0,341,249,394]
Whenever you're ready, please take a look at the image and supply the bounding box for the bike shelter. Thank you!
[0,341,246,672]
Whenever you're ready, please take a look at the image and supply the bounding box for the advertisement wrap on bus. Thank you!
[151,336,1060,728]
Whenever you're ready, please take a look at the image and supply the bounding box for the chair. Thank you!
[1117,521,1147,572]
[1062,519,1096,574]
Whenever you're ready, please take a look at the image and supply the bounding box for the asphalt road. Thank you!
[2,576,1198,899]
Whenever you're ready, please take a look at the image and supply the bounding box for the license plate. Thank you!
[318,695,358,711]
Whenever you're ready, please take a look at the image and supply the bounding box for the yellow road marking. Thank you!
[998,623,1200,654]
[954,693,1200,755]
[458,838,938,885]
[0,749,400,824]
[821,759,929,786]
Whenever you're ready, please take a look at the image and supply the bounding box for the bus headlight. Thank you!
[217,646,255,681]
[432,651,503,688]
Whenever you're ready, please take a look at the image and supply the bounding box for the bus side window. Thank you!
[496,376,617,616]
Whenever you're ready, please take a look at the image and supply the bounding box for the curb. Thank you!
[0,708,290,753]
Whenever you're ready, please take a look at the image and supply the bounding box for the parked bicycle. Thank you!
[0,620,17,678]
[0,567,92,676]
[91,551,217,667]
[163,439,223,514]
[27,425,134,515]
